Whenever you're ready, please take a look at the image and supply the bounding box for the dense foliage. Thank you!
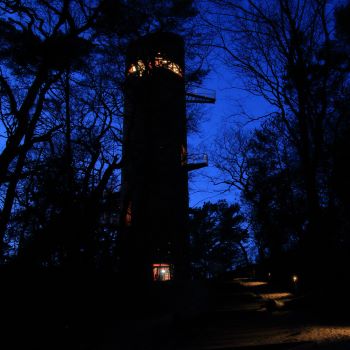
[0,0,199,270]
[189,200,248,278]
[209,0,350,288]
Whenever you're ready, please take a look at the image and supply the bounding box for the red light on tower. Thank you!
[153,263,171,281]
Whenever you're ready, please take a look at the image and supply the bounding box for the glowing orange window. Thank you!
[152,263,171,281]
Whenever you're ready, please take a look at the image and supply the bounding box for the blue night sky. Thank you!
[187,64,271,208]
[0,56,270,210]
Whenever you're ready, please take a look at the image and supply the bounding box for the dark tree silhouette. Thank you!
[205,0,350,288]
[0,1,205,348]
[0,0,200,264]
[189,200,249,279]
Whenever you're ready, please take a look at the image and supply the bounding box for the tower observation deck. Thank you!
[120,32,215,284]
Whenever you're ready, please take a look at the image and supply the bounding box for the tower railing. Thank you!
[186,86,216,104]
[183,153,208,171]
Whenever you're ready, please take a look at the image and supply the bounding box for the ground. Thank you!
[96,278,350,349]
[175,279,350,349]
[4,276,349,349]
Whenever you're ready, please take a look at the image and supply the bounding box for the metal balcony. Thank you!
[183,153,208,171]
[186,87,216,104]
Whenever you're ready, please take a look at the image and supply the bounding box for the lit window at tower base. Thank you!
[152,263,172,281]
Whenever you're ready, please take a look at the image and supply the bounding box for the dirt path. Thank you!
[176,279,350,350]
[88,279,350,350]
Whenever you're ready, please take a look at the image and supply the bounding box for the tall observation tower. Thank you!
[120,32,215,284]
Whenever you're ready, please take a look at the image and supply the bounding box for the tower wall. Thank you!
[121,33,189,283]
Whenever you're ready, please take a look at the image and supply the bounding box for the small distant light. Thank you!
[268,272,271,278]
[161,269,166,274]
[292,275,298,283]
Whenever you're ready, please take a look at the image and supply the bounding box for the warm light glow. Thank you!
[167,61,182,76]
[296,326,350,342]
[127,54,183,77]
[260,292,292,300]
[154,57,182,76]
[128,60,146,76]
[152,263,171,281]
[292,275,298,283]
[237,281,268,287]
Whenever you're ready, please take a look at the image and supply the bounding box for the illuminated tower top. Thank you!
[126,32,184,78]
